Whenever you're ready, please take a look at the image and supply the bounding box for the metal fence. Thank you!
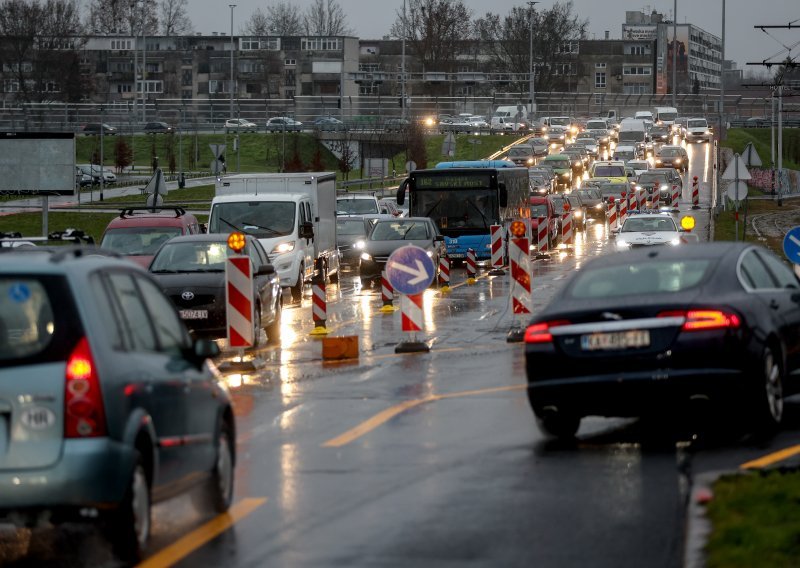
[1,93,798,132]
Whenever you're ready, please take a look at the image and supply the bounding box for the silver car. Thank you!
[0,248,234,563]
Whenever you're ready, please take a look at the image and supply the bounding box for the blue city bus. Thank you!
[397,162,530,260]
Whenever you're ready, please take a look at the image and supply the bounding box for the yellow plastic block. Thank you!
[322,336,359,360]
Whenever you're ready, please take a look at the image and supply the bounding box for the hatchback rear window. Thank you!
[567,260,713,298]
[1,278,55,360]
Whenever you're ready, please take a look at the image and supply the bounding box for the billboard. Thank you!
[0,132,75,196]
[665,25,691,95]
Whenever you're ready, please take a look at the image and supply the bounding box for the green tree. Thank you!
[285,138,305,172]
[114,136,133,172]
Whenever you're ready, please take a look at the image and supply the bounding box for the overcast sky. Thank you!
[191,0,798,71]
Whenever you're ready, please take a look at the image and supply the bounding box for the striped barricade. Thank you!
[226,255,254,348]
[561,212,573,246]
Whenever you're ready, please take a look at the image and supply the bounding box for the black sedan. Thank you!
[336,215,376,270]
[359,217,445,287]
[149,233,282,346]
[524,242,800,439]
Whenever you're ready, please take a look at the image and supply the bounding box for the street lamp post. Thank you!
[528,2,539,118]
[401,0,406,120]
[99,105,105,201]
[229,4,236,120]
[672,0,677,108]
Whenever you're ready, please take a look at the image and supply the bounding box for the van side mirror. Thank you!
[498,182,508,208]
[299,222,314,240]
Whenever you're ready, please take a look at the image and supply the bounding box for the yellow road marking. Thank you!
[740,444,800,470]
[322,384,527,447]
[136,497,267,568]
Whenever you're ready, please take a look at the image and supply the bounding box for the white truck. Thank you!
[209,172,340,301]
[491,105,529,131]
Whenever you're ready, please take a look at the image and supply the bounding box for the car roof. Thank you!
[0,247,143,275]
[104,207,197,229]
[160,233,255,244]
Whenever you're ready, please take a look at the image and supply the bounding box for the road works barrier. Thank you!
[489,224,505,275]
[535,219,549,256]
[395,293,430,353]
[672,185,680,211]
[561,211,573,246]
[380,270,398,313]
[466,248,477,284]
[309,274,329,336]
[226,255,254,348]
[607,200,617,231]
[692,176,700,209]
[637,189,647,211]
[438,256,451,292]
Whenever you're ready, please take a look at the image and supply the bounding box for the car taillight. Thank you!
[524,320,570,343]
[658,310,741,331]
[65,337,107,438]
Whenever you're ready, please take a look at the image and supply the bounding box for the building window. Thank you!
[240,37,280,51]
[240,60,263,73]
[111,39,132,50]
[117,84,133,93]
[285,59,296,66]
[595,62,606,69]
[595,72,606,89]
[623,83,649,94]
[208,79,230,94]
[557,41,578,54]
[138,80,162,94]
[626,44,648,55]
[359,84,378,95]
[594,94,605,105]
[4,79,19,92]
[360,63,379,72]
[623,66,652,75]
[284,69,295,87]
[301,37,342,51]
[456,85,473,96]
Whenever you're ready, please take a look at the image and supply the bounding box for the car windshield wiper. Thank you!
[241,221,281,236]
[425,197,444,217]
[219,217,244,232]
[465,198,490,230]
[150,269,178,273]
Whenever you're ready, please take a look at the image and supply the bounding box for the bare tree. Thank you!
[0,0,85,103]
[160,0,192,36]
[303,0,352,36]
[244,2,303,36]
[87,0,158,36]
[390,0,472,72]
[475,1,588,93]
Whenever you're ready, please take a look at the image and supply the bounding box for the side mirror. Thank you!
[396,178,408,205]
[299,222,314,240]
[498,182,508,208]
[187,337,220,369]
[257,264,276,276]
[199,222,208,233]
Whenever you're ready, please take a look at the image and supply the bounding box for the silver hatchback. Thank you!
[0,248,235,563]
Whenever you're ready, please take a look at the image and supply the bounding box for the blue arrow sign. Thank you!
[784,227,800,265]
[385,245,435,295]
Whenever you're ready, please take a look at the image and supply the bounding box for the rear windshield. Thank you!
[545,159,570,169]
[531,204,549,217]
[638,172,670,183]
[101,227,182,256]
[151,240,232,272]
[549,118,571,126]
[592,165,625,177]
[337,198,379,215]
[621,217,677,232]
[585,121,607,130]
[337,219,367,236]
[0,275,79,366]
[659,147,683,157]
[567,260,712,298]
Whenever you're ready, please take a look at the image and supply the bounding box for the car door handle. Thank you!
[770,299,780,310]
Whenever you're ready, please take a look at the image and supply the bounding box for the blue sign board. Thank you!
[783,226,800,265]
[385,245,435,295]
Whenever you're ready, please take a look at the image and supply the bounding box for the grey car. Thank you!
[0,248,234,563]
[358,217,445,287]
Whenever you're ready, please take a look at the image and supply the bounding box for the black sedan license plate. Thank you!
[180,309,208,320]
[581,330,650,351]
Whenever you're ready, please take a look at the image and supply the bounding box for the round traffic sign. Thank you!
[782,226,800,265]
[385,245,435,295]
[405,160,417,173]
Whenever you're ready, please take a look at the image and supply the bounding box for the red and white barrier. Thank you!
[691,176,700,209]
[651,184,660,209]
[401,294,424,332]
[466,248,477,282]
[536,219,549,254]
[607,201,617,231]
[561,212,573,246]
[438,256,451,289]
[619,194,628,224]
[226,255,254,347]
[671,184,680,210]
[310,278,328,335]
[510,237,532,315]
[379,270,398,313]
[490,224,503,269]
[637,189,647,211]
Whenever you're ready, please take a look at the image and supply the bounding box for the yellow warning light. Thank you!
[510,221,526,237]
[227,232,246,253]
[680,216,696,232]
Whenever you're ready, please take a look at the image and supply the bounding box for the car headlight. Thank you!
[594,203,603,209]
[360,252,372,261]
[562,172,570,177]
[705,130,712,135]
[527,158,534,165]
[655,159,662,163]
[271,241,295,255]
[670,238,681,246]
[675,158,682,163]
[426,250,434,257]
[354,240,366,250]
[615,240,631,250]
[573,210,582,218]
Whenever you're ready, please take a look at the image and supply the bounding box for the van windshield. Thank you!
[688,119,708,128]
[657,112,678,121]
[209,201,296,238]
[549,117,570,126]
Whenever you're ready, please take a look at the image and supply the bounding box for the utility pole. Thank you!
[528,2,539,118]
[718,0,725,141]
[672,0,677,108]
[401,0,406,120]
[229,4,236,120]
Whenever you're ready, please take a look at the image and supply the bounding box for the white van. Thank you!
[634,111,654,129]
[492,105,528,131]
[617,119,647,156]
[653,107,678,128]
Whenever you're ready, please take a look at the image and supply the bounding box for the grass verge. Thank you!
[705,469,800,568]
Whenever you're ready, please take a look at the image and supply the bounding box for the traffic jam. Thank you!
[1,108,799,567]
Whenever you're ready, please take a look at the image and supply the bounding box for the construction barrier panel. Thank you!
[490,224,503,269]
[438,256,451,289]
[561,212,573,246]
[510,237,532,315]
[310,277,329,335]
[466,248,477,283]
[380,270,397,313]
[691,176,700,209]
[536,219,549,254]
[607,201,617,231]
[225,255,254,347]
[672,185,680,210]
[401,294,424,332]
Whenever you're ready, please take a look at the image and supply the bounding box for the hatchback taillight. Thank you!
[524,320,571,343]
[658,309,741,331]
[65,337,107,438]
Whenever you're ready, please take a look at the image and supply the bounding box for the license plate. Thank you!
[448,253,465,259]
[180,309,208,320]
[581,330,650,351]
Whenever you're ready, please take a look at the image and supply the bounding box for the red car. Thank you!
[530,196,560,251]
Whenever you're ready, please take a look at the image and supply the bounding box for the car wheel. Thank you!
[248,304,262,349]
[265,299,281,344]
[103,455,150,564]
[751,345,784,434]
[290,267,304,302]
[533,406,581,439]
[193,421,235,514]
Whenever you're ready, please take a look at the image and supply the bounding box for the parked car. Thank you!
[143,121,174,134]
[0,247,233,563]
[524,242,800,439]
[149,233,282,345]
[313,116,345,131]
[76,164,117,185]
[358,217,445,287]
[225,118,258,132]
[82,122,116,135]
[266,116,303,132]
[75,167,94,187]
[100,206,201,268]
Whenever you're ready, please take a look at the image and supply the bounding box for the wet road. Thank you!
[1,143,722,567]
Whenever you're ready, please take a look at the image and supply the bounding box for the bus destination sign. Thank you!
[414,173,492,190]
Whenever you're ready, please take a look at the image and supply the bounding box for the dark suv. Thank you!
[0,247,234,563]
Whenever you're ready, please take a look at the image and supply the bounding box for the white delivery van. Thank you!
[210,172,339,301]
[653,106,678,128]
[617,119,648,157]
[491,105,529,131]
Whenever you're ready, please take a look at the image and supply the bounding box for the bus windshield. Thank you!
[414,188,497,231]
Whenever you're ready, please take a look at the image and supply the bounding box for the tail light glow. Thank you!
[65,337,107,438]
[659,309,741,331]
[524,320,571,343]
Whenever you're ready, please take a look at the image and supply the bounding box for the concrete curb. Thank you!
[683,469,729,568]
